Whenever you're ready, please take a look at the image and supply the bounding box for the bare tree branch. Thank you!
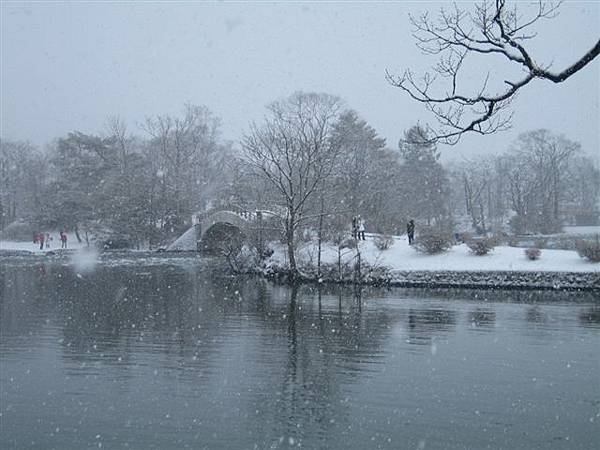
[387,0,600,145]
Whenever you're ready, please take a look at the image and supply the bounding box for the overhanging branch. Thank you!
[388,0,599,145]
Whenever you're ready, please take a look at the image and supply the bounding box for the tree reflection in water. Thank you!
[579,307,600,327]
[1,263,599,450]
[468,309,496,330]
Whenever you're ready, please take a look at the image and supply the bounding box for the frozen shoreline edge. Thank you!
[1,250,598,292]
[262,266,600,292]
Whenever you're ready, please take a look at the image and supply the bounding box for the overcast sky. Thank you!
[1,1,598,161]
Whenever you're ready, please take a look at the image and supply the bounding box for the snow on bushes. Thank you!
[525,247,541,260]
[466,236,496,256]
[374,234,394,251]
[414,227,453,254]
[224,245,261,273]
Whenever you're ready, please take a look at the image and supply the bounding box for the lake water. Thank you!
[1,255,599,449]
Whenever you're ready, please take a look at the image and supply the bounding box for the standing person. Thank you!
[38,232,45,250]
[60,231,68,249]
[351,216,358,239]
[358,215,366,241]
[407,219,415,245]
[45,233,51,248]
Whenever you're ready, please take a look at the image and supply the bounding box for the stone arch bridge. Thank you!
[167,209,276,252]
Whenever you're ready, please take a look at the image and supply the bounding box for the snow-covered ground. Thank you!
[1,232,86,253]
[271,235,599,274]
[3,232,598,274]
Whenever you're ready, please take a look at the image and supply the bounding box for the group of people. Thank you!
[33,231,68,250]
[350,216,416,245]
[351,215,366,240]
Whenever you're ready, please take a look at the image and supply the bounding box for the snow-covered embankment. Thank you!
[266,235,599,290]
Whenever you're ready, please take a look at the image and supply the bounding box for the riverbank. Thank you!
[263,265,599,291]
[263,235,599,291]
[1,235,86,253]
[3,237,598,291]
[385,270,598,291]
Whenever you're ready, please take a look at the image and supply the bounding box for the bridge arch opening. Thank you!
[198,222,245,254]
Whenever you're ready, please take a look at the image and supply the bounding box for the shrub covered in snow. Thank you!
[374,234,395,251]
[466,237,496,256]
[525,247,541,260]
[577,237,600,262]
[413,227,453,254]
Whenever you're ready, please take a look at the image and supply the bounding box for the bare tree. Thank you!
[450,155,508,234]
[142,104,226,234]
[516,129,578,232]
[460,159,493,234]
[566,155,600,225]
[242,92,342,279]
[500,129,579,233]
[387,0,600,144]
[105,116,139,180]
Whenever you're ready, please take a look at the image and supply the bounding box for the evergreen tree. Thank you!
[45,132,116,242]
[398,125,449,226]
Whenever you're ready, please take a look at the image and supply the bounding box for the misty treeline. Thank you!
[1,93,598,249]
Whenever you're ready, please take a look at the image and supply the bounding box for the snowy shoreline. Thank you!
[261,265,599,292]
[263,235,600,291]
[2,237,599,291]
[386,270,599,291]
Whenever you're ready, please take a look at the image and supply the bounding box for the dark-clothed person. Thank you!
[60,231,68,249]
[407,219,415,245]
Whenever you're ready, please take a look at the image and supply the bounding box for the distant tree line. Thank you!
[447,130,599,235]
[1,104,228,247]
[1,93,598,253]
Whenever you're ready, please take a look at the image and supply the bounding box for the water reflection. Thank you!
[468,309,496,329]
[407,308,457,346]
[250,284,405,446]
[1,262,599,449]
[579,307,600,327]
[400,286,599,303]
[526,306,547,325]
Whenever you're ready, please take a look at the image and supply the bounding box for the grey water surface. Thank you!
[1,257,599,449]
